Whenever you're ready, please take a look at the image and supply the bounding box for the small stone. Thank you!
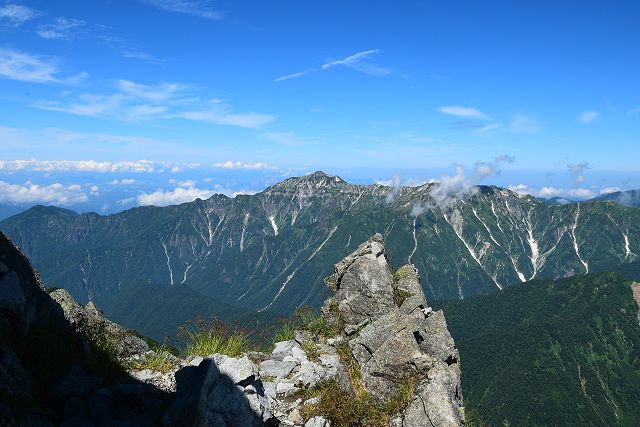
[287,408,304,424]
[304,397,320,406]
[212,354,257,385]
[276,381,299,396]
[305,416,330,427]
[259,359,298,379]
[188,356,204,366]
[263,381,277,399]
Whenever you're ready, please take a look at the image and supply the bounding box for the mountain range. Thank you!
[1,172,639,337]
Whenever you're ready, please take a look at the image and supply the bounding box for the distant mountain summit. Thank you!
[1,173,639,332]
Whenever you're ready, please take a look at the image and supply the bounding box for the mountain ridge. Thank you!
[1,173,639,323]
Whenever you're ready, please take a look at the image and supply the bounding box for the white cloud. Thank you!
[476,123,502,133]
[321,49,390,76]
[508,184,530,195]
[259,132,318,146]
[537,186,564,197]
[567,161,590,184]
[139,0,222,20]
[0,159,161,173]
[274,49,390,82]
[110,178,136,185]
[577,110,600,123]
[36,80,274,128]
[274,69,317,82]
[510,185,596,200]
[137,186,215,206]
[99,35,164,64]
[36,17,87,40]
[213,160,274,170]
[629,108,640,115]
[435,106,487,119]
[171,105,274,128]
[0,4,39,26]
[0,48,75,84]
[599,187,621,195]
[566,188,596,198]
[509,114,540,133]
[0,180,89,205]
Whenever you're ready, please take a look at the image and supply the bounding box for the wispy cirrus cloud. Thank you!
[0,48,88,84]
[577,110,600,123]
[509,113,540,133]
[0,3,39,27]
[139,0,222,20]
[36,17,87,40]
[99,35,165,64]
[275,49,391,82]
[435,106,487,119]
[35,79,274,128]
[259,132,318,146]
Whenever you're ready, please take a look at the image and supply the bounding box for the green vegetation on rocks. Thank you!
[178,317,251,358]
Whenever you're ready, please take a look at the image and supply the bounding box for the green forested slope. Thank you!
[437,273,640,426]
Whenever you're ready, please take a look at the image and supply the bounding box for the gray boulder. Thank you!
[163,355,276,427]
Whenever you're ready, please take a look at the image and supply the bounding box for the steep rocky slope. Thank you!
[0,230,170,425]
[1,231,463,426]
[2,172,638,322]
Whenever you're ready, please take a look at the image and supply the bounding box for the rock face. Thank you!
[49,288,151,360]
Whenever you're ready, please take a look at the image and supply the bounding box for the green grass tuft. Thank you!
[128,344,176,373]
[178,317,250,357]
[393,287,412,307]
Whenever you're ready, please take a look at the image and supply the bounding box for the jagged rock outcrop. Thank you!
[323,234,464,426]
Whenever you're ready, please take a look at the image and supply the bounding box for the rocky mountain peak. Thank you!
[267,171,346,193]
[321,234,464,426]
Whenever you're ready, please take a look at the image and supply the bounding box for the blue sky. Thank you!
[1,0,639,213]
